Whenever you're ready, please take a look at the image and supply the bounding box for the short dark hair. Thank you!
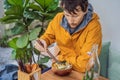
[60,0,88,14]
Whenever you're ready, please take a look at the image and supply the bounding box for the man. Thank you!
[35,0,102,72]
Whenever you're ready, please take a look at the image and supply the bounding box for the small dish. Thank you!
[51,61,72,76]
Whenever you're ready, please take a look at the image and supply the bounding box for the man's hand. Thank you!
[34,39,60,60]
[34,39,47,52]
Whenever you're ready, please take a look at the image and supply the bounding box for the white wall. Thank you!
[90,0,120,51]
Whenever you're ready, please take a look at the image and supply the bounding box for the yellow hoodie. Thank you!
[40,12,102,72]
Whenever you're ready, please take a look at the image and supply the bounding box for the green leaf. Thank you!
[11,22,25,35]
[11,50,16,59]
[33,48,40,55]
[35,0,53,10]
[47,7,63,14]
[0,15,21,23]
[8,37,18,49]
[29,27,42,41]
[23,10,41,19]
[38,56,50,64]
[41,13,54,21]
[5,5,23,16]
[1,20,18,24]
[27,43,31,48]
[86,71,90,79]
[23,0,30,8]
[28,3,43,11]
[16,33,29,48]
[16,48,26,60]
[10,22,25,35]
[8,0,23,6]
[7,0,17,5]
[46,0,59,12]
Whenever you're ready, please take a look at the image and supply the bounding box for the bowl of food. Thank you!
[52,61,72,76]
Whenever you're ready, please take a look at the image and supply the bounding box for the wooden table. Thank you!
[41,69,108,80]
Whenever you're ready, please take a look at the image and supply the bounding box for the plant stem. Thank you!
[38,54,40,63]
[30,41,36,63]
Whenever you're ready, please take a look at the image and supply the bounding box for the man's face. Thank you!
[64,6,87,29]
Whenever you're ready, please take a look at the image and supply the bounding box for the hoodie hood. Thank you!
[61,3,94,34]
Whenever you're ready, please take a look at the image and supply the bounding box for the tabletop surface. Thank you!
[41,69,108,80]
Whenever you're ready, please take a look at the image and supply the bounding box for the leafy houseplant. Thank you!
[0,0,62,72]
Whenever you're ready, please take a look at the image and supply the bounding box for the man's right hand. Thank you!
[34,39,47,52]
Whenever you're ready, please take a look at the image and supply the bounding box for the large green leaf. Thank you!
[46,0,59,12]
[41,12,55,20]
[8,37,18,49]
[28,2,43,12]
[29,27,42,41]
[0,19,18,24]
[38,56,50,64]
[5,5,23,16]
[44,7,63,21]
[35,0,53,11]
[40,12,57,22]
[16,33,29,48]
[0,15,21,23]
[12,48,28,62]
[23,0,30,8]
[50,7,63,13]
[16,48,26,60]
[11,22,25,35]
[7,0,23,6]
[23,10,41,19]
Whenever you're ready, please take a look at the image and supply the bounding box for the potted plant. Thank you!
[0,0,62,73]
